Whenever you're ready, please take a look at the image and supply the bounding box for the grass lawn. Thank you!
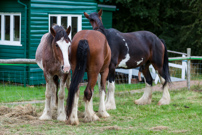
[0,84,202,134]
[0,83,145,103]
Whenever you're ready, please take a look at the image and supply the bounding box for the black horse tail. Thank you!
[53,75,59,106]
[160,39,171,88]
[66,40,89,119]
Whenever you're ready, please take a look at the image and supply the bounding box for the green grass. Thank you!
[0,85,202,134]
[0,83,145,103]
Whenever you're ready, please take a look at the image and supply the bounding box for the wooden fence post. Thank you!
[187,48,191,90]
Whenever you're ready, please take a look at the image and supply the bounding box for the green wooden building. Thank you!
[0,0,115,85]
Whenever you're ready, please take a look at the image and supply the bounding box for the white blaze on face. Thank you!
[56,37,71,73]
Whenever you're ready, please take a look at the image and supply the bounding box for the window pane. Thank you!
[61,17,67,29]
[0,16,1,40]
[5,15,10,40]
[14,16,20,41]
[71,17,78,38]
[50,16,57,27]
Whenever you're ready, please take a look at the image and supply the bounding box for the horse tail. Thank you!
[160,39,171,87]
[53,75,59,105]
[66,40,89,119]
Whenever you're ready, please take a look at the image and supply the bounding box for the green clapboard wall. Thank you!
[0,0,115,85]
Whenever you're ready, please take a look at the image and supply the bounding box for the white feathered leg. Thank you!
[98,89,110,118]
[158,75,170,105]
[105,81,116,110]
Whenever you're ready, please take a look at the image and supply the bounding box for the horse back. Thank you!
[70,30,111,72]
[105,29,164,68]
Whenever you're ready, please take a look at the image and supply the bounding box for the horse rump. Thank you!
[66,40,89,119]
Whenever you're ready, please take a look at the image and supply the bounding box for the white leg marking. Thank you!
[105,81,116,110]
[98,90,110,118]
[68,90,80,125]
[57,78,66,121]
[135,82,152,105]
[39,81,53,120]
[84,95,99,122]
[158,76,170,105]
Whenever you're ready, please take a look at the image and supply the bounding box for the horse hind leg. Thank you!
[157,74,170,105]
[84,73,100,122]
[67,89,80,125]
[98,69,110,118]
[135,67,152,105]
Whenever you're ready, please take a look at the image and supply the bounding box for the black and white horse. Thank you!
[84,9,171,110]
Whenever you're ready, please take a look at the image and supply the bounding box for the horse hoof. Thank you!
[98,111,110,118]
[84,114,100,122]
[157,98,170,106]
[134,98,151,105]
[57,113,66,121]
[66,118,79,125]
[105,102,116,110]
[39,113,52,121]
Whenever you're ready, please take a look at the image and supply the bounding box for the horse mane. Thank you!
[52,25,70,41]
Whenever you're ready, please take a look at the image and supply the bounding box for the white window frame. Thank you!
[0,13,21,46]
[49,14,82,40]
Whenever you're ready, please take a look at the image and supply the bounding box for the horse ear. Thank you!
[98,9,103,17]
[84,12,89,19]
[50,27,56,37]
[66,26,71,35]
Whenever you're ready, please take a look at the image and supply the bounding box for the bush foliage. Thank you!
[99,0,202,56]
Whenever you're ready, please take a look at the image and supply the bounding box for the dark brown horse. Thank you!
[84,9,171,110]
[36,25,71,121]
[66,30,111,125]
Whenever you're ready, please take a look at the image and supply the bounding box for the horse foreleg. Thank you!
[105,81,116,110]
[66,72,71,90]
[157,75,170,105]
[98,69,110,118]
[57,76,67,121]
[105,64,116,110]
[67,90,80,125]
[51,83,57,109]
[39,81,53,120]
[135,68,152,105]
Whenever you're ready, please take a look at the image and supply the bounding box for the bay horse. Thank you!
[84,9,171,110]
[66,30,111,125]
[35,25,71,121]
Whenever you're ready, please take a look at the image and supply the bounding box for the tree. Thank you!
[100,0,202,56]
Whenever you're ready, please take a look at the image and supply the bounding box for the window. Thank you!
[49,14,82,40]
[0,13,21,46]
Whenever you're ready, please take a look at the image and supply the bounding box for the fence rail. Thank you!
[0,48,202,90]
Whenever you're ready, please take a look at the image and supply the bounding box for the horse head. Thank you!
[84,9,103,30]
[50,25,71,74]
